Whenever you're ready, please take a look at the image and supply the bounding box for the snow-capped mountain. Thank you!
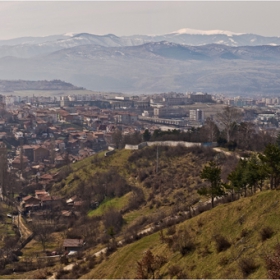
[0,28,280,58]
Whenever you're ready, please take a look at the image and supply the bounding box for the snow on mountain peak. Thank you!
[171,28,244,36]
[64,32,75,37]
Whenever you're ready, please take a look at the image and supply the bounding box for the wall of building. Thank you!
[125,141,217,150]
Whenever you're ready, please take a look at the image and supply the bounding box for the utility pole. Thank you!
[156,145,159,174]
[19,139,24,175]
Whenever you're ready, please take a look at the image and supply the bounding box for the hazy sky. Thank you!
[0,1,280,40]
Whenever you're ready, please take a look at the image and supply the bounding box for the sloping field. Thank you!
[82,190,280,279]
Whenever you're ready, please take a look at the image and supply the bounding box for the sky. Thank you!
[0,1,280,40]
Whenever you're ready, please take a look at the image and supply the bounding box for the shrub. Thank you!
[219,256,230,266]
[196,203,212,214]
[199,245,211,257]
[238,257,258,277]
[155,200,161,208]
[172,228,196,256]
[168,264,182,278]
[0,268,13,275]
[56,269,69,279]
[265,244,280,279]
[88,259,95,269]
[240,228,249,238]
[180,242,195,256]
[32,269,49,279]
[214,234,231,252]
[103,207,123,235]
[126,187,145,212]
[197,219,203,228]
[106,240,118,256]
[166,225,176,236]
[260,226,274,241]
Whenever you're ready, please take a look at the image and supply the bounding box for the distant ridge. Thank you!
[0,79,84,92]
[0,29,280,95]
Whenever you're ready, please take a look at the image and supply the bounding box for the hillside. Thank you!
[3,145,279,279]
[79,190,280,279]
[50,146,231,220]
[1,43,280,95]
[0,79,84,92]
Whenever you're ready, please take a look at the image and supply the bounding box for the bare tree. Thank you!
[112,129,123,149]
[236,122,256,150]
[203,118,220,142]
[31,222,54,252]
[216,106,243,142]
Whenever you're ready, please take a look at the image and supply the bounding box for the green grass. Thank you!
[82,232,161,279]
[88,194,131,217]
[21,232,64,257]
[0,203,17,247]
[81,190,280,279]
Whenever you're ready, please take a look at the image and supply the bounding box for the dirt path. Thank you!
[14,214,32,239]
[213,147,241,158]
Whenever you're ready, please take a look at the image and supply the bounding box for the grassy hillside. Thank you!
[2,144,280,279]
[50,146,227,225]
[0,146,247,278]
[81,190,280,279]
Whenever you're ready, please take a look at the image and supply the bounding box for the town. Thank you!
[1,88,280,278]
[1,90,280,205]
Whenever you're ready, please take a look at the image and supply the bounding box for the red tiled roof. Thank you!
[22,195,32,201]
[63,239,83,248]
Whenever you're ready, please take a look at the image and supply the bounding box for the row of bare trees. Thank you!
[111,106,275,152]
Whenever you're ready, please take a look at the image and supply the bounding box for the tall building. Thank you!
[187,92,212,103]
[189,109,204,122]
[60,96,70,107]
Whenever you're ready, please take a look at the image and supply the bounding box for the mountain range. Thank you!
[0,29,280,95]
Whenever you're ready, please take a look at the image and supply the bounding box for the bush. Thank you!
[180,242,195,256]
[56,269,69,279]
[103,207,123,235]
[32,269,49,279]
[238,257,258,277]
[168,264,182,278]
[0,268,13,275]
[88,259,95,269]
[126,187,145,212]
[166,225,176,236]
[265,244,280,279]
[197,219,203,228]
[172,228,196,256]
[240,228,249,238]
[260,226,274,241]
[219,256,230,266]
[214,234,231,252]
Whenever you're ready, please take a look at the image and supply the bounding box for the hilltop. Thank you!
[0,79,84,92]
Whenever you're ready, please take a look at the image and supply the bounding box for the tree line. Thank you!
[112,106,276,152]
[198,143,280,208]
